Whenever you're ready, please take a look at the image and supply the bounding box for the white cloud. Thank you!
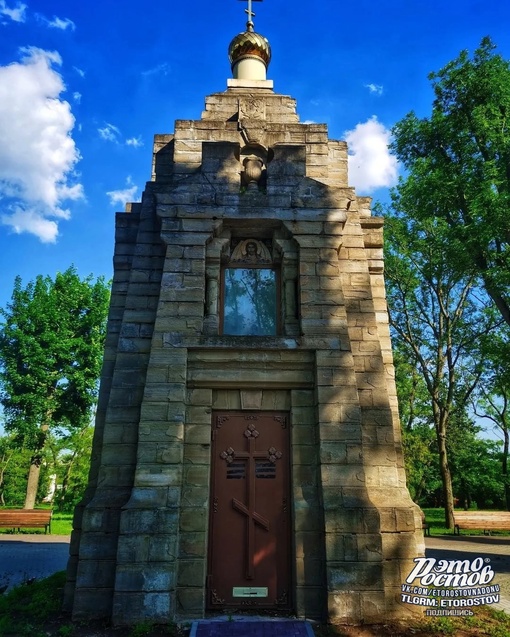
[106,177,138,208]
[97,123,120,144]
[73,91,81,103]
[100,126,142,148]
[365,83,384,96]
[46,16,76,31]
[73,66,85,78]
[98,122,120,142]
[142,62,171,77]
[126,136,143,148]
[2,206,68,244]
[58,184,83,200]
[0,0,26,23]
[344,116,398,193]
[3,208,58,243]
[0,47,83,242]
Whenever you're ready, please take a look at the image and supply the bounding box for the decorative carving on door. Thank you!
[244,422,260,438]
[220,447,236,464]
[216,415,230,428]
[268,447,282,463]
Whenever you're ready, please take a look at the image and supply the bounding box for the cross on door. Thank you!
[221,423,281,580]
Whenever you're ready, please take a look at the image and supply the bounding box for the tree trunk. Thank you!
[436,424,455,529]
[503,425,510,511]
[24,455,42,509]
[23,423,49,509]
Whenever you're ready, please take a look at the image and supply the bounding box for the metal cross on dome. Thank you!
[238,0,262,26]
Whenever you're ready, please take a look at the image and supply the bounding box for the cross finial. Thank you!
[238,0,262,31]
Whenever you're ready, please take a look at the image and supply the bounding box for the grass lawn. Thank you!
[422,507,449,534]
[49,512,73,535]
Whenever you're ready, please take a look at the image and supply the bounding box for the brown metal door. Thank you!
[208,411,291,610]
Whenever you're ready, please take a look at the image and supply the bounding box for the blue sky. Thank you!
[0,0,509,313]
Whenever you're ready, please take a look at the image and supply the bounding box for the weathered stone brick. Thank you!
[179,507,207,533]
[177,560,206,587]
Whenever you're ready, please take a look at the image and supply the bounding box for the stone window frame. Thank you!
[204,228,299,338]
[219,238,281,336]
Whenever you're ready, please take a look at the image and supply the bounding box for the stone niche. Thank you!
[64,85,424,626]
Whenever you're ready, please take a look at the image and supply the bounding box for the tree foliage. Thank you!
[0,425,93,511]
[387,36,510,519]
[401,420,505,511]
[50,425,95,512]
[391,37,510,328]
[0,434,39,507]
[384,212,496,527]
[472,326,510,509]
[401,424,441,505]
[448,420,505,510]
[0,267,109,507]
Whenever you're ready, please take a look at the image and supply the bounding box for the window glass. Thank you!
[223,268,277,336]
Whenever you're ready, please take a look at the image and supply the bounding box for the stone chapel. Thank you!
[64,3,424,626]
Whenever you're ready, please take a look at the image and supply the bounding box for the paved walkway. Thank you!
[425,534,510,614]
[0,533,508,617]
[0,534,70,590]
[190,619,315,637]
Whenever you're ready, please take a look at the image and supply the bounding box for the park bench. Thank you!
[420,510,431,536]
[0,509,52,534]
[453,510,510,535]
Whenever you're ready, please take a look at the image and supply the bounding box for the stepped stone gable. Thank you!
[64,82,424,625]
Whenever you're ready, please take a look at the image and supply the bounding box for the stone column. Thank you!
[112,223,212,624]
[70,196,166,620]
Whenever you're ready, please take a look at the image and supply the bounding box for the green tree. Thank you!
[0,434,16,506]
[50,425,94,512]
[474,390,510,510]
[393,342,433,432]
[472,327,510,509]
[392,343,440,505]
[0,433,38,506]
[0,267,109,508]
[390,37,510,328]
[448,418,505,510]
[402,423,441,506]
[385,213,495,528]
[395,293,510,513]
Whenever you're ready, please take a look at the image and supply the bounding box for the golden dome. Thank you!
[228,25,271,70]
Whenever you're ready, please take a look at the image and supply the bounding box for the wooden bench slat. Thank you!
[455,512,510,517]
[0,509,53,533]
[453,511,510,535]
